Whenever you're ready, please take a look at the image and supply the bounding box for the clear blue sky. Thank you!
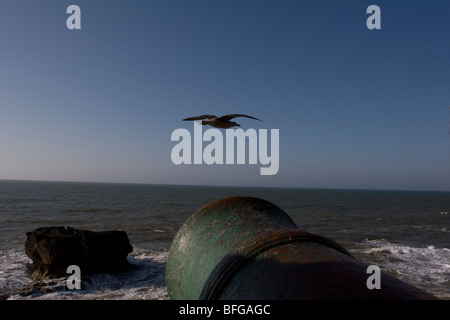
[1,0,449,191]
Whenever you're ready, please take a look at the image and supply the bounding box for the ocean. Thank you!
[0,180,448,300]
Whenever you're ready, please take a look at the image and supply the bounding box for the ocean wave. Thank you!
[65,208,123,214]
[0,250,33,299]
[3,248,169,300]
[357,239,450,299]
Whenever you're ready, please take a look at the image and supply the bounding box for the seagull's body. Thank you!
[182,114,262,128]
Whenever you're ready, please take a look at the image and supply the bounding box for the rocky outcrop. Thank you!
[25,226,133,279]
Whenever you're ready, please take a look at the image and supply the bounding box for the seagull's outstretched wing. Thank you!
[218,114,263,122]
[183,115,217,121]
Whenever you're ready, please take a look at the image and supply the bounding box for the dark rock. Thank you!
[25,226,133,279]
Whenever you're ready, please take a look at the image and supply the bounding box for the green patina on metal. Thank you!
[165,196,297,299]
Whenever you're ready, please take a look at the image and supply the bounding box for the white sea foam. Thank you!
[0,250,33,299]
[358,239,450,299]
[4,248,169,300]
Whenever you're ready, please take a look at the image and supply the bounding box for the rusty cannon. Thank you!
[165,196,437,300]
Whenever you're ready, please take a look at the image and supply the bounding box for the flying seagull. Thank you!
[182,114,262,129]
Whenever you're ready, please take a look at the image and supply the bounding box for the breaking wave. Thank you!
[355,239,450,299]
[3,248,169,300]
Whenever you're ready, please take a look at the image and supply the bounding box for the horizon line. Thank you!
[1,178,449,193]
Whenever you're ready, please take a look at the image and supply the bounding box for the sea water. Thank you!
[0,180,448,299]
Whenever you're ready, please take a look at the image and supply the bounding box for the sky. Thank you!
[0,0,449,191]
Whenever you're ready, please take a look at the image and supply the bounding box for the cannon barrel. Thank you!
[165,196,437,300]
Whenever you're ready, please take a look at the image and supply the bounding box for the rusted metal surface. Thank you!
[165,196,438,300]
